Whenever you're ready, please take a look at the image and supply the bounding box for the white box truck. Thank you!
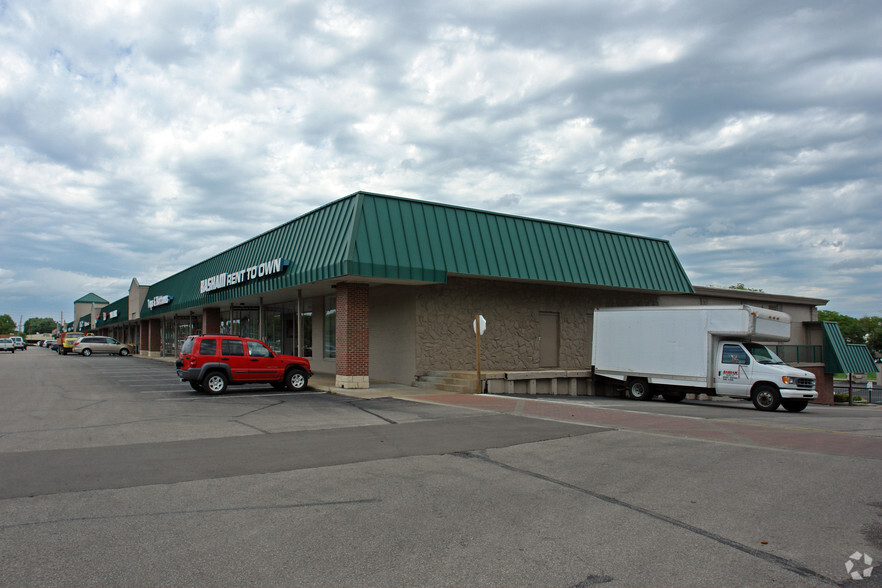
[591,305,817,412]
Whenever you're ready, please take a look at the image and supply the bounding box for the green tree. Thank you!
[818,310,864,344]
[729,283,764,292]
[0,314,16,334]
[858,316,882,356]
[24,317,58,335]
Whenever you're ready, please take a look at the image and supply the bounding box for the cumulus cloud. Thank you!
[0,0,880,322]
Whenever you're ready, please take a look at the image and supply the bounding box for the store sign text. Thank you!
[147,294,173,310]
[200,258,290,294]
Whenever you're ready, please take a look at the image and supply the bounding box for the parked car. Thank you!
[9,336,27,350]
[72,336,132,357]
[47,338,61,352]
[175,334,312,395]
[0,338,14,353]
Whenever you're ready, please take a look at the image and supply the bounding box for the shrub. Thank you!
[834,394,865,403]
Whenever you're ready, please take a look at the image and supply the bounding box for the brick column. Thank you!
[335,282,370,389]
[203,308,221,334]
[802,365,834,405]
[146,319,162,358]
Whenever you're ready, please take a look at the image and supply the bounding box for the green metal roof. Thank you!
[75,292,109,304]
[140,191,693,317]
[95,296,129,328]
[76,313,91,331]
[822,321,879,374]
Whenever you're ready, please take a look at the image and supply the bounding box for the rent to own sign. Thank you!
[200,258,291,294]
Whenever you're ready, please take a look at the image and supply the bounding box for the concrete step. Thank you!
[415,372,477,394]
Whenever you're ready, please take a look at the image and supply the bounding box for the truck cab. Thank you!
[713,340,816,411]
[60,332,87,355]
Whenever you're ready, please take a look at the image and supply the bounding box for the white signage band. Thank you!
[200,258,290,294]
[147,294,173,310]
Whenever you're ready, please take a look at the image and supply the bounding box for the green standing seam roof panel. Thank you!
[822,322,879,374]
[95,296,129,328]
[140,191,693,317]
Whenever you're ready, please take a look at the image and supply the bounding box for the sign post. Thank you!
[473,315,486,394]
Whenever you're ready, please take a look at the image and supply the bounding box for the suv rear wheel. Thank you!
[204,371,228,395]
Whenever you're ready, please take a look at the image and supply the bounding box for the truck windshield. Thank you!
[745,343,785,365]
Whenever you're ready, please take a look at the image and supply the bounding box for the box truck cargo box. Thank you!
[591,305,817,412]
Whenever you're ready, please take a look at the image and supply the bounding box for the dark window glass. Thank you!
[722,344,750,365]
[221,339,245,356]
[247,341,271,357]
[199,339,218,355]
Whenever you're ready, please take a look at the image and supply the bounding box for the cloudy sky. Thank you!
[1,0,881,328]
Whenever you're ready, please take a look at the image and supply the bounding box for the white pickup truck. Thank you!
[592,305,818,412]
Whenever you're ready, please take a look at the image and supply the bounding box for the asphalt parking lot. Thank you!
[1,349,880,587]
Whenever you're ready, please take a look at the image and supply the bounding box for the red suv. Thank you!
[175,335,312,395]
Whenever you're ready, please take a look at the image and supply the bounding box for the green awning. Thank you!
[95,296,129,328]
[822,321,879,374]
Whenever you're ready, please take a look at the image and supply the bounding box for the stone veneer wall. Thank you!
[414,276,655,373]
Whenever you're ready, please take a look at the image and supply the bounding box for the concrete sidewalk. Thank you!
[308,372,453,399]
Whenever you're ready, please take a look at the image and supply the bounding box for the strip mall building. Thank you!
[71,191,872,402]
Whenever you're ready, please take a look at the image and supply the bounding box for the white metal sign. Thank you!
[473,315,487,335]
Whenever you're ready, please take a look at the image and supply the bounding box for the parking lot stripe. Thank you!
[157,391,326,400]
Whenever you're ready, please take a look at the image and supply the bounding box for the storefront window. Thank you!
[161,316,200,357]
[301,300,312,357]
[219,310,232,335]
[219,307,259,338]
[324,295,336,359]
[161,318,175,357]
[262,305,289,354]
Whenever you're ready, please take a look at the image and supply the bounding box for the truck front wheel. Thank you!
[781,399,808,413]
[752,385,781,411]
[662,391,686,403]
[628,379,652,401]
